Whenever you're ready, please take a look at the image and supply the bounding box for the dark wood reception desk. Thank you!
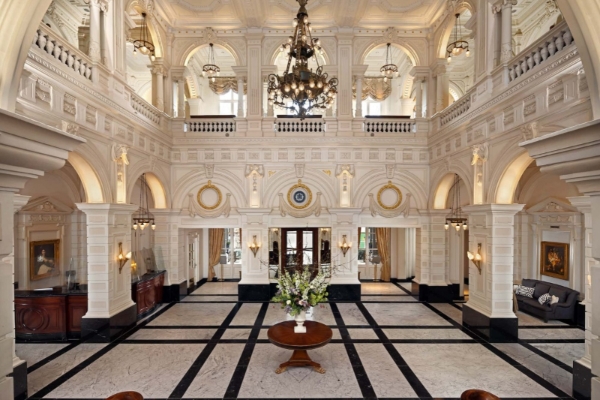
[14,288,88,341]
[131,271,165,317]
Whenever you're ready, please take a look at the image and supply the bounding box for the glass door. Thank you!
[281,228,318,274]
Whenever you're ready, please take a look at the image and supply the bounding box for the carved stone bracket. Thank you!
[245,164,264,177]
[335,164,355,177]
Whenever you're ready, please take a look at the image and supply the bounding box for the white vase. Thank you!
[294,310,307,333]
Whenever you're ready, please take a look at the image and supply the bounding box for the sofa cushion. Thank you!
[521,279,537,288]
[550,295,560,305]
[518,297,547,310]
[549,287,568,303]
[538,293,552,305]
[534,283,550,299]
[515,286,534,298]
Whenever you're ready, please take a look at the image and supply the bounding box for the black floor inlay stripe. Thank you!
[25,342,81,374]
[169,302,243,399]
[421,303,572,399]
[518,341,574,373]
[28,302,177,400]
[224,302,269,399]
[329,302,377,399]
[354,302,432,398]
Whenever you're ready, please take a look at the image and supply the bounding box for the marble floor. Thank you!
[17,281,582,400]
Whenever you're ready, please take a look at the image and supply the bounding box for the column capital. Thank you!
[410,66,430,79]
[352,64,368,77]
[76,203,138,215]
[232,66,249,78]
[462,203,525,216]
[151,64,167,76]
[170,66,186,81]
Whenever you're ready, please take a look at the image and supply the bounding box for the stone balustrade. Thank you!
[186,117,236,133]
[275,118,325,133]
[131,93,161,125]
[33,24,93,81]
[363,118,416,134]
[440,95,471,126]
[508,22,573,82]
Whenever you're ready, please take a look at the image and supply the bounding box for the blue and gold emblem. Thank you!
[287,179,312,209]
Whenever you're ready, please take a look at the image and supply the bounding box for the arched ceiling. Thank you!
[155,0,448,30]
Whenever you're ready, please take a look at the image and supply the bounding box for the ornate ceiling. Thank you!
[156,0,448,30]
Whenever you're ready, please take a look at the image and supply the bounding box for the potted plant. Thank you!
[272,265,329,333]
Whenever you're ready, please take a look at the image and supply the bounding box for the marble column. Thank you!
[328,209,362,300]
[75,203,138,342]
[245,31,263,135]
[152,209,184,301]
[462,204,524,342]
[336,30,354,133]
[237,208,271,300]
[237,77,245,117]
[355,76,363,117]
[152,63,165,112]
[414,77,423,118]
[492,3,503,67]
[415,210,455,302]
[88,0,102,62]
[99,0,109,66]
[501,0,517,63]
[177,78,186,118]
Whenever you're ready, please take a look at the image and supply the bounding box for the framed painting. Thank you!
[30,240,60,281]
[540,241,569,280]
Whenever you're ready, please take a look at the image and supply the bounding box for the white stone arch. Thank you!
[430,167,472,210]
[172,168,246,210]
[435,1,476,60]
[67,150,109,204]
[491,151,535,205]
[178,39,243,68]
[263,170,336,210]
[358,40,420,67]
[127,162,170,209]
[354,169,428,210]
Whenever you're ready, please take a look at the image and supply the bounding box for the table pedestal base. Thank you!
[276,350,325,374]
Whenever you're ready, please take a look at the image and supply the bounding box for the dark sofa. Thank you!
[516,279,579,323]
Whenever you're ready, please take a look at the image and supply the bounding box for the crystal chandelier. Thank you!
[202,43,221,83]
[267,0,338,120]
[133,173,155,231]
[380,43,399,82]
[132,12,156,62]
[446,13,470,63]
[445,174,468,231]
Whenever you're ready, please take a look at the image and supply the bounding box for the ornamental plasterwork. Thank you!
[170,0,228,12]
[173,33,246,66]
[353,34,427,66]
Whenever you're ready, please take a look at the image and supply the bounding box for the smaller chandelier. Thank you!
[380,43,399,82]
[132,12,155,61]
[447,13,470,63]
[445,174,468,231]
[202,43,221,83]
[132,173,155,231]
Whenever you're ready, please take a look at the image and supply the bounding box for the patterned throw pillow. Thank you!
[550,295,560,305]
[515,285,535,298]
[538,293,551,305]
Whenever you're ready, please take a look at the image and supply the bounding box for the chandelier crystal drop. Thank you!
[202,43,221,83]
[132,12,156,61]
[132,173,155,231]
[267,0,338,120]
[446,13,470,63]
[380,43,399,82]
[444,174,468,231]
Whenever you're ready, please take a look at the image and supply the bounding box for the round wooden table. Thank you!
[267,320,333,374]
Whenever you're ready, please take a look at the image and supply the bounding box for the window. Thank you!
[358,227,379,262]
[219,91,240,115]
[221,228,242,264]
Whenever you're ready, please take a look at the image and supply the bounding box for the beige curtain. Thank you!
[376,228,391,282]
[209,77,247,95]
[208,228,224,281]
[352,77,392,101]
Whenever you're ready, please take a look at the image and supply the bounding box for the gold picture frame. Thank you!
[197,180,223,210]
[377,181,403,210]
[540,241,569,280]
[30,239,60,281]
[287,179,313,210]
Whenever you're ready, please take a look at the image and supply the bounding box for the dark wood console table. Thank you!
[14,288,88,341]
[267,320,332,374]
[131,271,165,318]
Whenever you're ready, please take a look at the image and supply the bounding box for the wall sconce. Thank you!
[340,235,351,257]
[249,235,260,258]
[467,243,483,274]
[117,242,132,274]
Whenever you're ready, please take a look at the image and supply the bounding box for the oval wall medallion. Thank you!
[197,180,223,210]
[287,179,313,210]
[377,181,403,210]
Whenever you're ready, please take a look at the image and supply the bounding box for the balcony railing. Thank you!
[33,24,93,81]
[364,118,416,134]
[131,93,161,125]
[275,118,325,133]
[440,95,471,127]
[508,22,573,83]
[186,116,236,133]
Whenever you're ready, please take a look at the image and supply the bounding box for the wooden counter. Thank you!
[131,271,165,317]
[14,289,88,341]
